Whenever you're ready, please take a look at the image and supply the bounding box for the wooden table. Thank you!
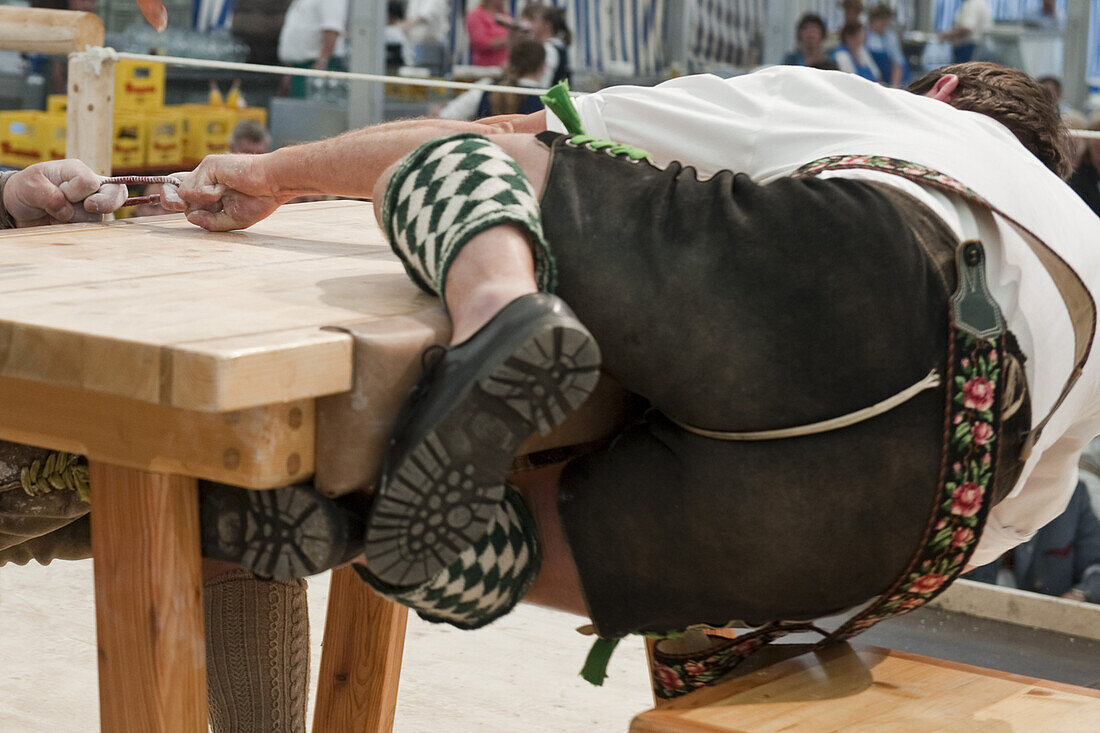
[0,200,436,731]
[632,644,1100,732]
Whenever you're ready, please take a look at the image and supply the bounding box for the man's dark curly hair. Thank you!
[907,62,1074,178]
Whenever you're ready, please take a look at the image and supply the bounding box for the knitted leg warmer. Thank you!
[203,570,310,733]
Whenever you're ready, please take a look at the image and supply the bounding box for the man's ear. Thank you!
[927,74,960,104]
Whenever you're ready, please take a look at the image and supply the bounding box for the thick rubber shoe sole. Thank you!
[201,484,362,580]
[364,321,600,588]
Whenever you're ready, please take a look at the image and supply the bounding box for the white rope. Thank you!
[74,49,1100,133]
[106,49,554,98]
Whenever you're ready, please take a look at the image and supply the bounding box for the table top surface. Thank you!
[0,200,437,412]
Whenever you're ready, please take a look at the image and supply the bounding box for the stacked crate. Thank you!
[0,57,267,171]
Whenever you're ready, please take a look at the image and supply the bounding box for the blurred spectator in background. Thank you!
[832,22,881,82]
[964,481,1100,604]
[385,1,410,70]
[1025,0,1062,30]
[782,13,829,68]
[277,0,348,97]
[232,0,295,67]
[828,0,865,48]
[1038,75,1076,115]
[1064,109,1089,170]
[1068,114,1100,216]
[865,3,907,88]
[521,2,572,87]
[840,0,864,26]
[437,37,545,121]
[229,119,272,155]
[467,0,512,68]
[402,0,450,75]
[940,0,993,63]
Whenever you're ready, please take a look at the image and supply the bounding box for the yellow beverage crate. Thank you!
[115,58,166,110]
[179,105,234,164]
[0,111,44,168]
[145,110,184,168]
[46,94,68,114]
[38,113,67,161]
[113,112,147,169]
[233,106,267,129]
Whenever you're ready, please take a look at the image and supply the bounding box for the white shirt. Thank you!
[953,0,994,45]
[405,0,450,46]
[278,0,348,65]
[546,67,1100,568]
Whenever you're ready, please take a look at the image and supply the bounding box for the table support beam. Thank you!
[90,462,208,732]
[313,566,408,733]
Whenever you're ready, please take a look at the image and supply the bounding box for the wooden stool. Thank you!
[631,643,1100,732]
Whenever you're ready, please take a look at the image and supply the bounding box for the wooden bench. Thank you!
[632,643,1100,732]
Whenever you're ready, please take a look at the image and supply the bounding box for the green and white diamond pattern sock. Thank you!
[356,485,541,630]
[380,133,556,298]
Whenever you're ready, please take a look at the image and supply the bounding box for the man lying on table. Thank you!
[172,62,1100,691]
[21,62,1100,694]
[0,162,311,732]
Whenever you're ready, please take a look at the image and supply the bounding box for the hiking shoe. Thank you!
[362,292,600,589]
[200,482,364,579]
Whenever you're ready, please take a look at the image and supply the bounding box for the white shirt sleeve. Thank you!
[317,0,348,33]
[547,74,767,176]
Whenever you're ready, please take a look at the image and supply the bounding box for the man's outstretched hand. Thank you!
[167,153,287,232]
[3,160,127,227]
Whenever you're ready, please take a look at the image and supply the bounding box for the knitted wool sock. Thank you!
[357,485,541,630]
[380,133,555,298]
[203,570,310,733]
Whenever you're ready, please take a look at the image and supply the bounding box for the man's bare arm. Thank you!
[176,115,546,231]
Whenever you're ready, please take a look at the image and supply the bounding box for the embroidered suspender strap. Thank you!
[792,156,1096,460]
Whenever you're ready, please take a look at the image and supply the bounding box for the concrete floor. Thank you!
[0,560,653,732]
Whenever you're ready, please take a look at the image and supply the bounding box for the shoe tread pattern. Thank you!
[365,322,599,588]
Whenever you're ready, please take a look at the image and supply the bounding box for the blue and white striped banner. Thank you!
[193,0,235,33]
[689,0,765,69]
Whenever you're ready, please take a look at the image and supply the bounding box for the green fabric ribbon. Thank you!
[540,81,586,135]
[579,636,622,686]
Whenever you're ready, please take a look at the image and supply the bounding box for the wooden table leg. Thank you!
[313,565,409,733]
[90,462,208,732]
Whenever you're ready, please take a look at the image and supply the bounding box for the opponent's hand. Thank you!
[2,160,127,228]
[170,153,285,231]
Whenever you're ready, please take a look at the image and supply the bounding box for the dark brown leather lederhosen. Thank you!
[644,155,1096,697]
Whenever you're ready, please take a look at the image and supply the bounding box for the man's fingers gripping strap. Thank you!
[380,133,556,297]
